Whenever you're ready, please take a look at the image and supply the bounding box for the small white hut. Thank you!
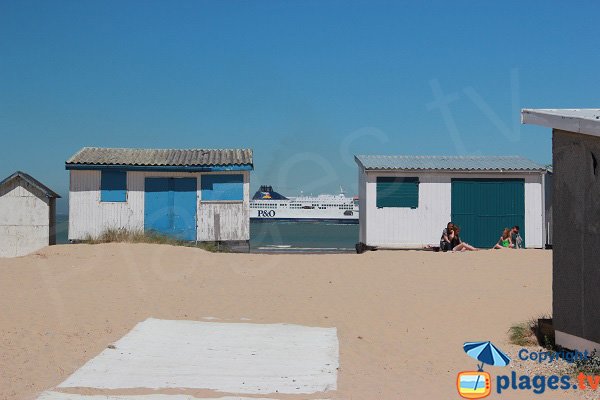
[0,171,61,257]
[66,147,253,251]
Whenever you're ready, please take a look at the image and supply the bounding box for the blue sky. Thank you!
[1,1,599,213]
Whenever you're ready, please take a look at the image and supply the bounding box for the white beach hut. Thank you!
[66,147,253,251]
[354,155,547,249]
[0,171,61,257]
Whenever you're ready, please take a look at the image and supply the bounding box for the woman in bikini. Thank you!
[450,225,477,252]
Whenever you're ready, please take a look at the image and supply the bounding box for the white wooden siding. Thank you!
[359,170,545,248]
[524,174,544,248]
[198,172,250,241]
[0,179,51,257]
[358,166,367,243]
[69,170,250,242]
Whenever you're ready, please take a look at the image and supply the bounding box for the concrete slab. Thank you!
[57,319,338,395]
[38,392,275,400]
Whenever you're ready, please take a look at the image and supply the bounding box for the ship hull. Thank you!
[250,217,358,224]
[250,204,358,223]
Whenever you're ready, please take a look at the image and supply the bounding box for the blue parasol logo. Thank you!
[463,341,511,371]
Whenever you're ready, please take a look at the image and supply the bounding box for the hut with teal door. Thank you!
[66,147,253,251]
[355,155,547,249]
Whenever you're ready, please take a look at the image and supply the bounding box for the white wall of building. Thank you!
[0,178,53,257]
[69,170,250,242]
[358,166,367,244]
[358,169,545,248]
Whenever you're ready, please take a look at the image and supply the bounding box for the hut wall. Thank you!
[0,178,51,257]
[552,128,600,349]
[69,170,250,242]
[360,170,544,248]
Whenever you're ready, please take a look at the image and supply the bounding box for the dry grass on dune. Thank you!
[83,228,220,251]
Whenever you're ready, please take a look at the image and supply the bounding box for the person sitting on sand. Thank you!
[511,225,523,249]
[440,222,454,252]
[449,225,477,251]
[493,228,513,249]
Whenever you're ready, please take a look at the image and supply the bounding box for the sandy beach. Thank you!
[0,244,573,399]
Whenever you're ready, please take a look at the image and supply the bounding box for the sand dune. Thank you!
[0,244,571,399]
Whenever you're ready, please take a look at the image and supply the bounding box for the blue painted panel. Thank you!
[101,170,127,202]
[144,178,197,241]
[201,174,243,201]
[144,178,172,234]
[171,178,197,240]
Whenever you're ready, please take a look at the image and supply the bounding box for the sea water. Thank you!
[55,216,358,252]
[250,221,358,252]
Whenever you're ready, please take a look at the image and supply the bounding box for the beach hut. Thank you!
[522,108,600,352]
[354,155,547,249]
[66,147,253,251]
[0,171,61,257]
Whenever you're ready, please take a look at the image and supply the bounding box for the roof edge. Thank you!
[353,155,365,170]
[521,108,600,138]
[354,155,546,172]
[64,164,253,172]
[360,168,546,173]
[0,171,61,198]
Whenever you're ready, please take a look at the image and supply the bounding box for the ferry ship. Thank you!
[250,185,359,223]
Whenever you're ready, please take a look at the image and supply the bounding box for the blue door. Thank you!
[144,178,197,241]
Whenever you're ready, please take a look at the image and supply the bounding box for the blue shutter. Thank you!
[101,170,127,202]
[376,177,419,208]
[201,174,243,201]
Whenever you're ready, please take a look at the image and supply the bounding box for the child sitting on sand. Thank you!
[493,228,513,249]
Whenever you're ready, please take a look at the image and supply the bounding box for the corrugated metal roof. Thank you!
[354,155,546,171]
[0,171,61,198]
[66,147,253,167]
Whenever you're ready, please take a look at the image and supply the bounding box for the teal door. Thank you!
[144,178,197,241]
[451,179,524,248]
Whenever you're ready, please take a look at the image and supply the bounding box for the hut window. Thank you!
[100,170,127,202]
[376,177,419,208]
[201,174,243,201]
